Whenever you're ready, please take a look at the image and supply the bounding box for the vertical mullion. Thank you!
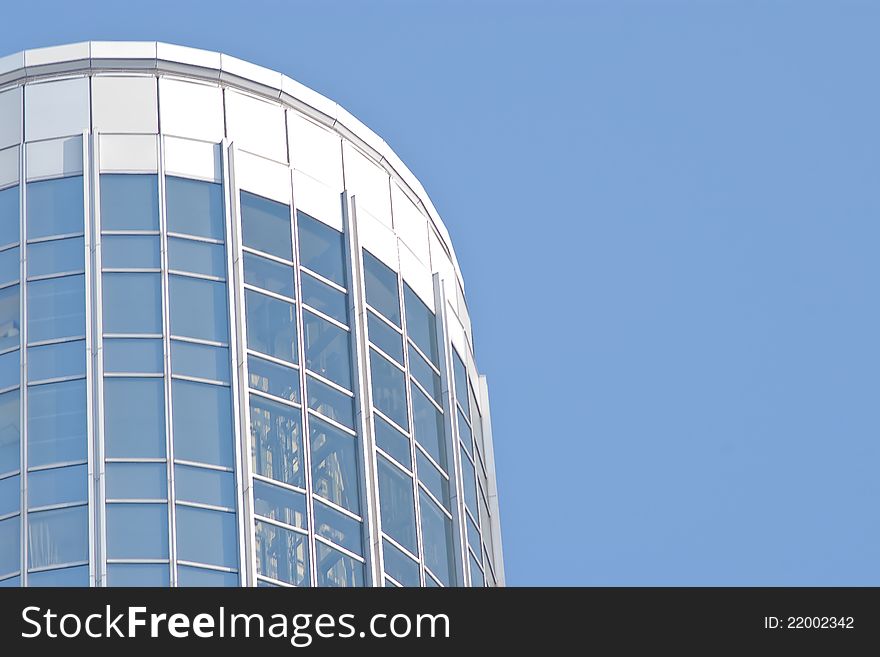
[18,98,27,586]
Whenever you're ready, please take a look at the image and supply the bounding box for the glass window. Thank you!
[27,275,84,342]
[102,272,162,334]
[174,465,235,509]
[27,339,85,382]
[172,380,233,468]
[307,376,354,429]
[419,492,455,586]
[27,505,88,569]
[27,464,87,509]
[409,345,441,402]
[310,416,359,514]
[466,512,481,556]
[0,349,18,390]
[171,340,229,383]
[0,515,19,576]
[28,564,88,587]
[470,553,485,587]
[0,474,19,517]
[27,379,86,468]
[297,212,345,286]
[106,503,169,559]
[105,462,166,500]
[300,272,347,324]
[255,520,308,587]
[404,284,438,365]
[417,449,450,509]
[303,311,351,390]
[460,449,478,514]
[363,250,399,326]
[169,275,228,342]
[27,237,83,277]
[166,177,224,240]
[411,383,446,468]
[243,252,294,298]
[104,378,165,459]
[458,408,473,452]
[245,289,296,363]
[452,348,469,416]
[368,312,402,363]
[241,192,290,260]
[250,395,303,487]
[175,505,237,568]
[0,575,20,587]
[177,565,238,587]
[100,174,159,231]
[377,456,417,553]
[0,246,18,286]
[168,237,226,278]
[27,176,84,239]
[0,389,20,475]
[383,539,419,587]
[374,415,410,468]
[369,349,407,431]
[314,500,362,555]
[253,479,307,529]
[0,186,19,247]
[103,338,163,374]
[316,541,363,588]
[247,355,299,403]
[101,235,160,269]
[107,563,169,587]
[0,284,18,352]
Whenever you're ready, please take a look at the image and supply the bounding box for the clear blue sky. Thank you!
[4,0,879,586]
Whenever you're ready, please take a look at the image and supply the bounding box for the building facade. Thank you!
[0,42,502,587]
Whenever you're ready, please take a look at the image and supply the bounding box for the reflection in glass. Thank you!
[0,390,20,474]
[100,174,159,231]
[255,520,309,586]
[404,284,438,365]
[241,192,290,260]
[250,395,303,488]
[253,480,307,529]
[377,456,416,553]
[409,345,441,402]
[316,541,363,587]
[369,349,407,431]
[27,505,88,569]
[0,284,18,352]
[303,311,351,389]
[362,250,399,326]
[367,311,402,363]
[247,355,299,403]
[245,289,296,363]
[297,212,345,286]
[411,383,445,468]
[383,538,420,587]
[104,378,165,458]
[419,491,455,586]
[374,415,410,468]
[300,272,347,324]
[307,376,353,430]
[310,416,359,513]
[314,500,362,555]
[243,252,294,298]
[452,348,469,416]
[416,449,450,509]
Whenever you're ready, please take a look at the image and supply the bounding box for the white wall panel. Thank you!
[0,88,21,149]
[292,170,342,231]
[343,143,391,228]
[392,182,430,267]
[429,229,457,309]
[225,89,286,163]
[158,78,224,142]
[399,242,434,312]
[357,202,397,272]
[24,42,90,68]
[92,76,158,134]
[91,41,157,60]
[287,112,343,191]
[0,146,18,189]
[25,78,90,142]
[445,307,467,364]
[26,136,83,180]
[164,136,221,183]
[235,150,290,205]
[99,134,158,172]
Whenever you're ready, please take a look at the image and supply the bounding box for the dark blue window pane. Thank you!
[169,275,228,342]
[419,491,454,586]
[28,565,89,587]
[168,237,226,278]
[369,349,407,431]
[107,563,169,587]
[104,378,165,458]
[27,176,83,239]
[363,250,399,326]
[166,177,224,240]
[0,474,19,516]
[297,212,345,286]
[310,416,359,514]
[241,192,290,260]
[176,506,237,568]
[28,275,84,342]
[253,479,307,529]
[383,539,419,587]
[245,289,296,363]
[403,284,438,365]
[303,311,351,390]
[105,462,166,500]
[174,465,235,508]
[300,272,347,324]
[0,390,20,474]
[0,246,19,286]
[316,542,363,587]
[367,311,402,363]
[377,456,416,553]
[0,186,19,246]
[27,339,85,382]
[0,349,18,390]
[28,464,87,509]
[307,376,354,429]
[103,338,163,374]
[314,500,362,555]
[255,520,308,586]
[243,252,294,298]
[172,380,233,468]
[171,340,229,383]
[250,395,303,488]
[0,284,18,352]
[27,379,86,468]
[0,515,19,576]
[100,174,159,231]
[247,355,299,403]
[101,235,160,269]
[374,415,410,468]
[27,505,88,569]
[411,383,445,469]
[416,449,449,509]
[27,237,83,277]
[177,565,238,587]
[106,503,169,559]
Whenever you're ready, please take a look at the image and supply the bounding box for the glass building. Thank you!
[0,42,503,587]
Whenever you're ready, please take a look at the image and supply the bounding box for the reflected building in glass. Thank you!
[0,42,503,587]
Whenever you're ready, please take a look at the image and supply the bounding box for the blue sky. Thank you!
[4,0,880,585]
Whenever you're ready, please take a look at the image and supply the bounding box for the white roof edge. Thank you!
[0,40,465,289]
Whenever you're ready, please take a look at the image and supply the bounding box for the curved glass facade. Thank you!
[0,41,502,587]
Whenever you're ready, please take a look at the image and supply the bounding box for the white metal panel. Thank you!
[25,77,90,142]
[157,43,222,70]
[24,42,90,68]
[356,202,398,272]
[92,76,158,134]
[0,146,18,188]
[90,41,157,60]
[391,182,430,267]
[235,150,290,205]
[280,76,338,123]
[0,87,21,149]
[158,78,224,142]
[164,136,221,183]
[343,143,391,228]
[99,134,158,172]
[224,89,287,163]
[0,51,24,78]
[292,170,342,231]
[220,53,283,94]
[287,111,343,191]
[399,242,435,312]
[445,305,467,363]
[26,136,83,180]
[429,229,457,309]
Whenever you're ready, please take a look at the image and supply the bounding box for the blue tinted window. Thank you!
[458,408,473,455]
[27,274,84,342]
[103,338,163,374]
[383,539,419,587]
[104,378,165,459]
[419,492,454,586]
[0,284,18,352]
[102,274,163,335]
[27,379,86,467]
[0,475,20,516]
[0,186,19,246]
[169,275,228,342]
[300,272,347,324]
[177,565,238,587]
[28,464,87,509]
[171,340,229,383]
[374,415,410,468]
[452,348,469,415]
[0,575,20,587]
[28,565,89,587]
[101,235,160,269]
[108,563,169,587]
[377,456,416,553]
[416,449,449,509]
[303,311,351,390]
[368,311,402,363]
[0,515,19,576]
[0,247,19,286]
[409,345,441,402]
[255,520,308,586]
[297,212,345,286]
[168,237,226,278]
[370,350,407,430]
[241,192,291,260]
[166,177,224,240]
[172,380,233,468]
[0,349,18,390]
[245,289,296,363]
[100,174,159,231]
[316,542,363,587]
[174,464,235,508]
[243,252,294,298]
[253,479,307,529]
[0,390,20,474]
[363,250,399,326]
[250,395,303,488]
[460,449,478,514]
[27,237,83,277]
[27,505,88,569]
[314,500,362,555]
[404,284,438,365]
[247,355,299,403]
[105,462,166,500]
[27,339,85,382]
[411,383,446,468]
[310,416,359,514]
[106,503,169,559]
[470,553,485,587]
[176,506,237,568]
[307,376,354,429]
[466,513,481,556]
[27,176,83,239]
